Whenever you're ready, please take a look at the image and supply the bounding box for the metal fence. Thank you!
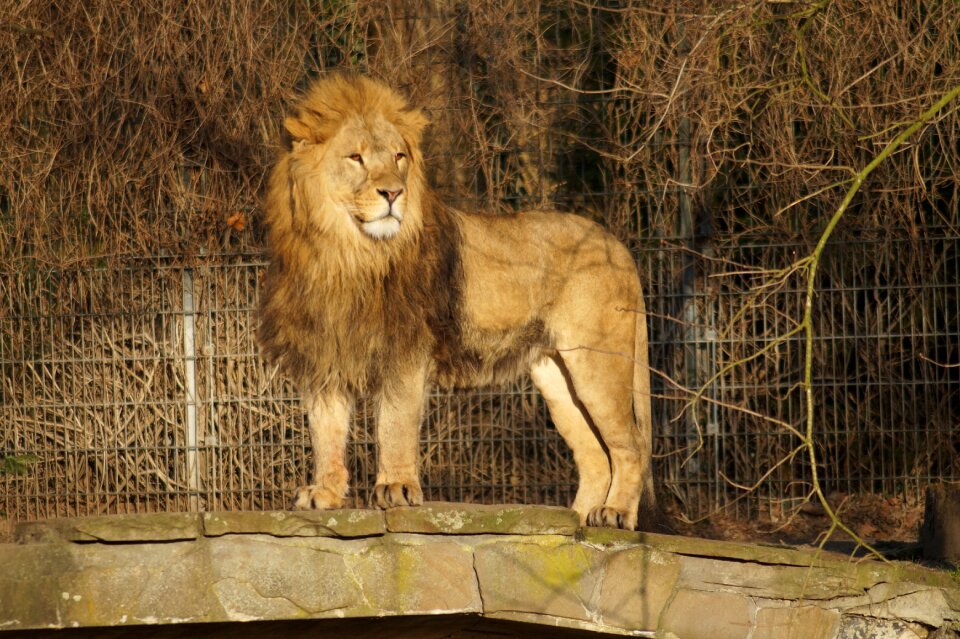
[646,231,960,517]
[3,230,958,521]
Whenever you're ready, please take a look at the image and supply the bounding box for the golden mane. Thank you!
[282,74,428,150]
[257,74,460,396]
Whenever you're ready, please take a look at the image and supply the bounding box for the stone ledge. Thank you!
[583,526,846,567]
[202,509,385,538]
[3,507,959,638]
[385,502,580,536]
[15,512,202,543]
[581,527,960,594]
[14,504,581,544]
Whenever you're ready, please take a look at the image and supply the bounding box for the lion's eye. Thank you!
[395,152,406,162]
[348,153,364,165]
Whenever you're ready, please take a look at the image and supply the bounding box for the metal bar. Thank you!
[181,268,201,511]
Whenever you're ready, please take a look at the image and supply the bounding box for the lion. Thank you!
[258,74,655,530]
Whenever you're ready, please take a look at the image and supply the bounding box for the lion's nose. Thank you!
[377,188,403,204]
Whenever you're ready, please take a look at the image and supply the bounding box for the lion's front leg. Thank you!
[292,390,353,510]
[372,364,429,509]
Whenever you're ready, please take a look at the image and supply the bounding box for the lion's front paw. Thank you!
[372,481,424,508]
[587,506,637,530]
[291,485,345,510]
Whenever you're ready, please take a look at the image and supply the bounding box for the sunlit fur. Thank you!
[258,74,655,530]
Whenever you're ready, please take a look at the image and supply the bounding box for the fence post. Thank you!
[677,115,719,513]
[181,267,202,511]
[677,116,701,476]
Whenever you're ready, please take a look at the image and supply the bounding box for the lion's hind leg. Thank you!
[293,391,352,510]
[530,355,611,525]
[557,347,644,531]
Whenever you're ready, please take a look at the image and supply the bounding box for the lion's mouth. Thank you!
[354,211,396,223]
[355,211,402,240]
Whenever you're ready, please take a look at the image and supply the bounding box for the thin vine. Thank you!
[800,83,960,558]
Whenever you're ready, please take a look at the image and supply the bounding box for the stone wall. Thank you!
[2,504,959,638]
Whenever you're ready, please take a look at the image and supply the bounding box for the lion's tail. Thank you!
[634,288,657,513]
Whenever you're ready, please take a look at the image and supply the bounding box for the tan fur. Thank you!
[258,74,655,529]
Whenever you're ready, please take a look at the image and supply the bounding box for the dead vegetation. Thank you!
[2,1,958,531]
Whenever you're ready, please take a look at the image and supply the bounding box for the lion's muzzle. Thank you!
[358,210,402,240]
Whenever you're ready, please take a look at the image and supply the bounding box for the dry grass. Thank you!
[2,2,956,255]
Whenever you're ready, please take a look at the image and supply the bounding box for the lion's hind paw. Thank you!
[587,506,637,530]
[372,482,424,508]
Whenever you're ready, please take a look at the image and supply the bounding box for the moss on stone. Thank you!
[385,502,579,535]
[474,540,604,621]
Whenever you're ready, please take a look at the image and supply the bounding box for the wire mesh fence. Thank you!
[4,230,957,522]
[645,231,960,518]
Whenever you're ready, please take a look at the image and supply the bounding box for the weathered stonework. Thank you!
[15,512,202,543]
[347,537,481,614]
[596,544,679,631]
[385,502,580,535]
[207,535,363,619]
[659,589,757,639]
[2,504,958,638]
[385,502,579,536]
[752,605,841,639]
[202,509,385,538]
[474,538,605,622]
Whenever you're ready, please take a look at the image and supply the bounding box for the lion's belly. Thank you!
[431,319,552,389]
[434,208,633,388]
[441,256,555,388]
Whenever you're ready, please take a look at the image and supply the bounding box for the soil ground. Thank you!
[664,492,926,559]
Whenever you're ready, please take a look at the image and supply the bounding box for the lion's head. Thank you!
[275,74,429,243]
[259,75,447,394]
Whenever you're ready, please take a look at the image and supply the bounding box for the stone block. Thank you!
[203,510,385,538]
[842,581,960,629]
[15,512,201,543]
[678,554,866,600]
[385,502,579,535]
[67,540,217,624]
[921,483,960,563]
[596,544,680,631]
[660,589,756,639]
[0,538,218,628]
[0,542,77,628]
[837,615,927,639]
[753,605,840,639]
[474,539,604,622]
[347,539,481,614]
[208,535,363,619]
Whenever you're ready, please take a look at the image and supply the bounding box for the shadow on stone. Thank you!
[0,615,625,639]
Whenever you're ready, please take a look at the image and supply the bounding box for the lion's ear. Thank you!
[399,108,429,138]
[397,107,429,153]
[284,116,315,144]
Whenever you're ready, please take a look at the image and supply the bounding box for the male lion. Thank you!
[258,74,655,530]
